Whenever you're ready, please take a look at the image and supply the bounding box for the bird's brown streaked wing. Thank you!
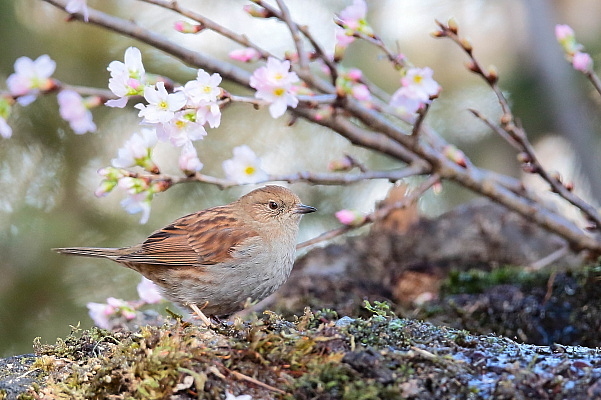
[116,209,261,267]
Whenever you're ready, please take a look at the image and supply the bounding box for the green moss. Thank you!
[10,299,600,399]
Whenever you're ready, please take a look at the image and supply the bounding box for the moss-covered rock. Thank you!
[3,303,600,399]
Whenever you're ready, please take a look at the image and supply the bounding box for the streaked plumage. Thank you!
[55,185,316,317]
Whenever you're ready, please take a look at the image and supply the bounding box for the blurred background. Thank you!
[1,0,601,357]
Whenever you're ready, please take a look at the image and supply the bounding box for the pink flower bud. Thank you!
[174,20,204,34]
[346,68,363,81]
[351,84,371,101]
[243,4,273,18]
[572,52,593,72]
[555,24,574,41]
[335,209,365,226]
[229,48,261,63]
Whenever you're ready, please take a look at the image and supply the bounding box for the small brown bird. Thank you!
[54,185,316,324]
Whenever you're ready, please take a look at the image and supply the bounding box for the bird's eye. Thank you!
[268,201,279,210]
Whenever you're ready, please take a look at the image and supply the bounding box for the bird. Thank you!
[54,185,316,325]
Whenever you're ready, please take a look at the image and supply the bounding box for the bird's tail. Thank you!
[53,247,124,260]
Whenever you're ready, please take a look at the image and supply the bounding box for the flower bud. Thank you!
[328,155,354,172]
[243,4,274,18]
[516,152,531,164]
[443,145,467,168]
[174,20,204,34]
[460,37,473,52]
[447,17,459,34]
[335,209,366,226]
[486,65,499,84]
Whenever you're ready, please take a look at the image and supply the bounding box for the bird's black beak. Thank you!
[294,204,317,214]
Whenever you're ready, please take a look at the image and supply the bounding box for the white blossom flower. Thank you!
[112,128,158,169]
[195,101,221,129]
[250,57,299,118]
[106,47,146,108]
[121,191,152,224]
[135,82,187,124]
[156,109,207,146]
[57,90,96,134]
[222,145,268,184]
[400,67,440,103]
[178,141,204,173]
[0,117,12,139]
[7,55,56,105]
[65,0,89,22]
[180,69,222,105]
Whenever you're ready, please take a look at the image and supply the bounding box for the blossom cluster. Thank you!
[389,67,440,122]
[555,24,594,73]
[98,47,273,221]
[87,277,163,330]
[1,54,100,138]
[334,0,374,60]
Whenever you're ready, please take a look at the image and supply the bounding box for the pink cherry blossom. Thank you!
[229,47,261,63]
[65,0,89,22]
[351,84,370,101]
[0,97,13,138]
[555,24,574,41]
[222,145,268,183]
[0,117,12,139]
[57,90,96,134]
[335,0,373,47]
[178,141,204,173]
[250,57,299,118]
[121,191,152,224]
[180,69,222,105]
[338,0,367,30]
[112,128,158,169]
[7,55,56,105]
[195,102,222,128]
[106,47,146,108]
[389,88,422,121]
[86,302,113,329]
[136,277,164,304]
[156,109,208,146]
[400,67,440,102]
[135,82,187,124]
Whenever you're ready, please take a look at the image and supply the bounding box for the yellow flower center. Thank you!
[158,100,168,110]
[244,166,256,175]
[273,87,285,97]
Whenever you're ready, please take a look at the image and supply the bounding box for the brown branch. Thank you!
[138,0,274,61]
[254,0,339,83]
[42,0,253,87]
[297,174,440,249]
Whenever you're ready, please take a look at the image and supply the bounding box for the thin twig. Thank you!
[297,174,440,249]
[255,0,339,83]
[411,103,430,137]
[226,368,287,395]
[139,0,274,60]
[132,165,430,191]
[585,70,601,97]
[274,0,310,73]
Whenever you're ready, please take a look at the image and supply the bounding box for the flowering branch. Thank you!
[6,0,600,256]
[434,20,601,230]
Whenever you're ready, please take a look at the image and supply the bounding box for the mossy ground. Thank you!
[10,301,601,400]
